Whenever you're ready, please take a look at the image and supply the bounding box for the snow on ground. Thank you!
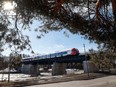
[0,69,84,81]
[0,74,32,81]
[0,68,17,73]
[40,73,63,80]
[66,69,84,74]
[0,68,34,81]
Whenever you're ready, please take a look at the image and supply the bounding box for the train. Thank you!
[22,48,79,62]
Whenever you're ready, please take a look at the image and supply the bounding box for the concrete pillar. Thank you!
[52,62,66,76]
[36,65,40,75]
[21,64,40,75]
[21,64,30,74]
[29,64,40,76]
[83,61,99,73]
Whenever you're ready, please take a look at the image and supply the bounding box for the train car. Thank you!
[49,48,79,58]
[50,53,56,58]
[22,57,33,62]
[33,56,40,60]
[71,48,79,55]
[22,48,79,62]
[55,48,79,57]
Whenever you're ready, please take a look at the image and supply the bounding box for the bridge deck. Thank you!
[22,54,90,65]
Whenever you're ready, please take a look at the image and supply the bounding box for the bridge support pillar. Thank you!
[21,64,40,75]
[52,62,66,76]
[21,64,29,74]
[29,64,40,76]
[83,61,99,73]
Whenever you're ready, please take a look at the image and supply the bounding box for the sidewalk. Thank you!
[27,75,116,87]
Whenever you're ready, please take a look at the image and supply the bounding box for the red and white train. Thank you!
[22,48,79,61]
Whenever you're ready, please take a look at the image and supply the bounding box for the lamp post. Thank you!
[83,44,90,79]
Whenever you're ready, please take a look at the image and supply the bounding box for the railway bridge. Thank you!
[21,48,90,75]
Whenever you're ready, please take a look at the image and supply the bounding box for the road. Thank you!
[26,75,116,87]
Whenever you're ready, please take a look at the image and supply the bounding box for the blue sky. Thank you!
[2,20,98,56]
[21,29,98,55]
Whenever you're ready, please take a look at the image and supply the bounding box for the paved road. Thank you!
[26,75,116,87]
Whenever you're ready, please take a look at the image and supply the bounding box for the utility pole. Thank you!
[83,44,90,79]
[8,56,10,82]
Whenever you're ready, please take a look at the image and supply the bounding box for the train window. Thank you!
[36,56,40,59]
[51,53,56,58]
[40,56,44,59]
[67,50,71,55]
[59,52,64,56]
[62,51,68,56]
[43,55,46,59]
[47,54,50,58]
[56,52,62,57]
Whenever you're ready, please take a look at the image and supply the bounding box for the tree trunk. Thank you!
[112,0,116,25]
[111,0,116,51]
[96,0,100,20]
